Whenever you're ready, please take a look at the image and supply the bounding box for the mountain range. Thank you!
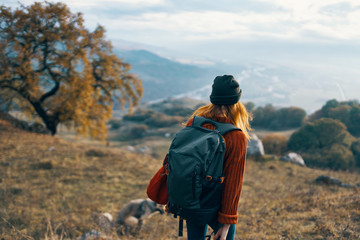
[115,49,358,113]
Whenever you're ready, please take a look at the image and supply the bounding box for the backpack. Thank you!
[166,116,241,229]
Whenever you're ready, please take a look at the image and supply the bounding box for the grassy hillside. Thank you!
[1,119,359,239]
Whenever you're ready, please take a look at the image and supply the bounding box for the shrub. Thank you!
[108,119,122,130]
[123,108,184,128]
[278,107,306,128]
[244,102,255,112]
[303,145,355,170]
[145,113,184,128]
[129,124,148,138]
[288,118,355,170]
[163,106,193,117]
[289,118,353,151]
[323,144,355,170]
[262,134,288,156]
[308,99,360,137]
[287,124,318,151]
[252,105,306,129]
[349,105,360,136]
[123,108,156,122]
[351,139,360,167]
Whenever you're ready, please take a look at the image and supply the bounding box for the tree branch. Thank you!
[92,83,111,96]
[39,80,60,102]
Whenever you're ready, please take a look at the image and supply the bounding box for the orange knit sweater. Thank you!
[186,116,247,224]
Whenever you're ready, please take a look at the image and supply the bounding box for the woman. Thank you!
[185,75,252,240]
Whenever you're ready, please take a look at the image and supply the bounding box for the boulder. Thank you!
[126,145,135,152]
[315,175,354,188]
[247,133,265,156]
[0,111,50,134]
[280,152,306,167]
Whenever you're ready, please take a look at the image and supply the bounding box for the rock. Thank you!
[247,133,265,156]
[102,212,113,222]
[137,146,150,154]
[29,122,50,134]
[280,152,306,167]
[339,183,355,188]
[315,175,354,188]
[0,112,50,134]
[126,146,135,152]
[87,212,114,238]
[77,230,107,240]
[315,175,341,185]
[48,146,56,152]
[98,213,113,235]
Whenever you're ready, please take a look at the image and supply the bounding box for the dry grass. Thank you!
[0,120,178,239]
[0,119,359,239]
[238,159,360,239]
[255,128,296,139]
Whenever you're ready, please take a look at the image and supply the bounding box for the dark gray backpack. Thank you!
[166,116,241,229]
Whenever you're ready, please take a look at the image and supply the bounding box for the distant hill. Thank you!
[114,49,219,103]
[115,49,359,113]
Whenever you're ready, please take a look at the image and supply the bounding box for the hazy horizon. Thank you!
[3,0,360,111]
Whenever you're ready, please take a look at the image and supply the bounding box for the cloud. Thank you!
[258,0,360,12]
[3,0,360,47]
[93,4,360,45]
[97,10,288,40]
[62,0,166,8]
[3,0,166,9]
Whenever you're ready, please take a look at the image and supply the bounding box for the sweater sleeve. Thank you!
[218,130,247,224]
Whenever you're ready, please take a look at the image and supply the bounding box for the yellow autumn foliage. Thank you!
[0,2,142,139]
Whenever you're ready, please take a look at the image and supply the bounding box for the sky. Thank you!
[2,0,360,109]
[3,0,360,62]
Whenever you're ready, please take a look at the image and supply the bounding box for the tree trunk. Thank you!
[31,101,58,135]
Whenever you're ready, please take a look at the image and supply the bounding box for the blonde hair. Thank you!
[190,102,253,139]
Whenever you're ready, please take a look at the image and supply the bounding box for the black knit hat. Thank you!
[210,75,242,105]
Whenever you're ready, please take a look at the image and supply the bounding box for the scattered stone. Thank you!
[247,133,265,156]
[126,146,135,152]
[93,212,113,235]
[280,152,306,167]
[48,146,56,152]
[315,175,354,188]
[137,146,150,154]
[77,229,107,240]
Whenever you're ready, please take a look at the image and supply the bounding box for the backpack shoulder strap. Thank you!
[216,122,242,136]
[192,116,216,128]
[192,116,242,136]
